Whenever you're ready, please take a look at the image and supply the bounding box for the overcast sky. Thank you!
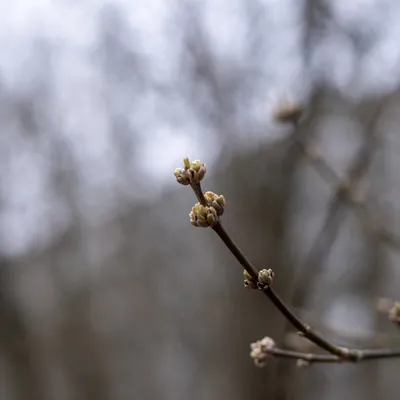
[1,0,400,256]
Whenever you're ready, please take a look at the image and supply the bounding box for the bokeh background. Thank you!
[1,0,400,399]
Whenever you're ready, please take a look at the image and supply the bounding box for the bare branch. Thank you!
[175,157,400,365]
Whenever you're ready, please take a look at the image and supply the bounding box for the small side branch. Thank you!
[251,342,400,367]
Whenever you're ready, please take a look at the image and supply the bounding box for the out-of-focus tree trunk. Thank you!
[0,259,44,400]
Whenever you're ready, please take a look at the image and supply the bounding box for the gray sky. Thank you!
[1,0,400,256]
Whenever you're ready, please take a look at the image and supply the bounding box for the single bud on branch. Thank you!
[273,99,303,125]
[296,359,310,368]
[243,269,258,289]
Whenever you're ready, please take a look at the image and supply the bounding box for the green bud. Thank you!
[183,157,191,169]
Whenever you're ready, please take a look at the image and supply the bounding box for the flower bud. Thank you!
[250,336,276,367]
[174,168,190,185]
[258,268,275,288]
[296,359,310,368]
[243,269,257,289]
[175,158,207,185]
[204,192,226,216]
[189,202,218,228]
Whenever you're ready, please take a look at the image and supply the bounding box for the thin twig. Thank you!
[213,222,350,359]
[285,307,400,347]
[269,348,341,363]
[265,346,400,364]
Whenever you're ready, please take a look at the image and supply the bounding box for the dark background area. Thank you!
[1,1,400,399]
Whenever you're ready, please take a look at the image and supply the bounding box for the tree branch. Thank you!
[175,158,400,365]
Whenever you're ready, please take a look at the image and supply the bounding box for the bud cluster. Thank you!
[174,158,206,185]
[257,268,275,289]
[189,203,219,228]
[250,336,276,367]
[244,268,275,289]
[188,191,226,228]
[204,191,226,216]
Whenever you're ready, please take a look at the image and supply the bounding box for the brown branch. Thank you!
[261,345,400,365]
[285,307,400,347]
[211,220,349,357]
[175,158,400,365]
[188,181,400,363]
[269,348,341,363]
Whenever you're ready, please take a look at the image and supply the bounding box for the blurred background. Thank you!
[1,0,400,399]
